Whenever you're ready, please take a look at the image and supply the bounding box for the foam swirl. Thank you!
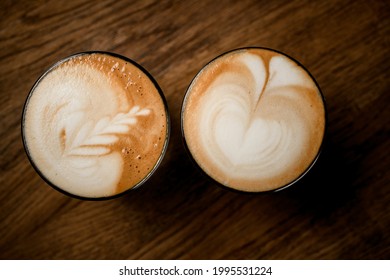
[183,49,325,191]
[24,54,168,198]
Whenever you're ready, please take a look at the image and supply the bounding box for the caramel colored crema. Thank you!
[182,48,325,192]
[23,53,169,198]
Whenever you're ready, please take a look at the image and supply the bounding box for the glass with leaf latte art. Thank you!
[182,48,326,192]
[22,52,169,199]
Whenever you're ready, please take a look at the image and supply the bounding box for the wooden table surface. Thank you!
[1,0,389,260]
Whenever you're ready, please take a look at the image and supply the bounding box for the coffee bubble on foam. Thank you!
[183,49,325,192]
[24,53,168,198]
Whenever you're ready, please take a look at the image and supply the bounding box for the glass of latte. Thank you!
[22,52,170,199]
[181,47,326,192]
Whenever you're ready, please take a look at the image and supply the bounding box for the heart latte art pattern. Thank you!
[23,53,168,198]
[182,49,325,192]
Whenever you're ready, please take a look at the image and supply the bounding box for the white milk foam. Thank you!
[183,49,325,191]
[24,54,167,198]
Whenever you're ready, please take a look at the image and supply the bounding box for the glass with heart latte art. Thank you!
[181,47,326,192]
[22,52,170,199]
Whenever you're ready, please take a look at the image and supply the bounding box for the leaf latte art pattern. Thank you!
[65,106,151,157]
[182,48,325,192]
[23,53,168,198]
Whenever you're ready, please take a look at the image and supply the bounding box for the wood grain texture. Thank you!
[0,0,389,259]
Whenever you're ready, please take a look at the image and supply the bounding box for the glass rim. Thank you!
[21,51,171,201]
[180,46,328,194]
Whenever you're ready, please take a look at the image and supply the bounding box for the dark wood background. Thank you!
[0,0,389,259]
